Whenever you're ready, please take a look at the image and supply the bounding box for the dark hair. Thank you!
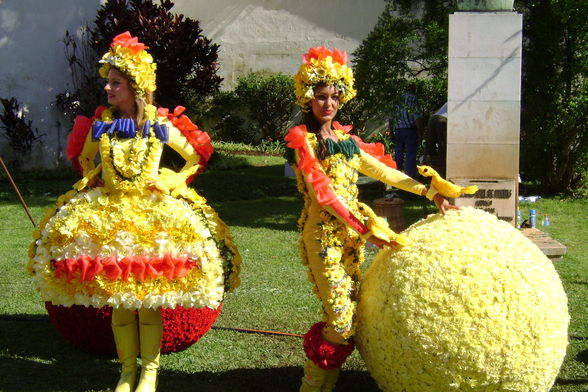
[302,111,330,160]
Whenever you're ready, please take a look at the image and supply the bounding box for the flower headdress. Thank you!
[99,31,157,96]
[293,46,357,111]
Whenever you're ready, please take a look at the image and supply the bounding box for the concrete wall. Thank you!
[0,0,385,169]
[173,0,386,88]
[0,0,101,168]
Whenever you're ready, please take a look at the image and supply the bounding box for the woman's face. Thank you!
[104,68,135,111]
[310,84,340,124]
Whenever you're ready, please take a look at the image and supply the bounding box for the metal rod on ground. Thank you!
[212,325,303,338]
[0,156,37,227]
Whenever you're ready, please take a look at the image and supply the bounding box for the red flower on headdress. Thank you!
[302,46,348,65]
[111,31,148,54]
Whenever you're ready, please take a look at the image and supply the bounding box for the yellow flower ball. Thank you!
[356,207,569,392]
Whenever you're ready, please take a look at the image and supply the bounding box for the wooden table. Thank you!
[521,228,567,262]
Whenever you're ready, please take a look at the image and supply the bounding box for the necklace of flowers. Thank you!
[99,106,162,192]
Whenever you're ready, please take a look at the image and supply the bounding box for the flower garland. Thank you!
[98,106,161,194]
[99,31,157,96]
[293,46,356,110]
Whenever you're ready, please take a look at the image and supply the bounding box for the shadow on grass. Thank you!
[158,367,379,392]
[554,378,588,386]
[0,315,380,392]
[577,349,588,364]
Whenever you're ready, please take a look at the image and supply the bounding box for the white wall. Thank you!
[173,0,386,87]
[0,0,101,168]
[0,0,385,169]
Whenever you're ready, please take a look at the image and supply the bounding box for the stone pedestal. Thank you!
[447,12,522,224]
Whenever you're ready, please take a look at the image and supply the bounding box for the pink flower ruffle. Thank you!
[52,254,199,282]
[302,46,348,66]
[111,31,149,53]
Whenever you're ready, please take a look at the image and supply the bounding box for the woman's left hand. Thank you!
[433,193,461,216]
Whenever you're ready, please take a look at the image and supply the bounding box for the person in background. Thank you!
[286,46,457,392]
[423,102,448,178]
[389,86,424,178]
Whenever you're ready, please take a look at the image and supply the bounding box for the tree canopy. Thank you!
[351,0,588,193]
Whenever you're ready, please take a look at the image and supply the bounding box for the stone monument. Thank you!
[446,4,522,225]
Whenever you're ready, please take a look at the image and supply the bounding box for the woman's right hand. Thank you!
[367,235,393,249]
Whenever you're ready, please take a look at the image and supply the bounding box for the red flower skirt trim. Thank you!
[45,302,221,355]
[51,253,199,283]
[303,322,354,369]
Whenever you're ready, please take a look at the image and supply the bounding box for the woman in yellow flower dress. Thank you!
[28,32,240,392]
[285,46,457,392]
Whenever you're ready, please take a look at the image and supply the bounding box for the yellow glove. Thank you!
[154,166,199,196]
[358,202,409,249]
[73,164,102,191]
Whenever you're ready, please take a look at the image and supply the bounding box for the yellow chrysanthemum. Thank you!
[98,32,157,96]
[356,207,569,392]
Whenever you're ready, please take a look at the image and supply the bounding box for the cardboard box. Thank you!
[450,178,517,225]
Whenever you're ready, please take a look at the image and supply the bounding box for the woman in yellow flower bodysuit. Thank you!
[27,32,241,392]
[285,46,458,392]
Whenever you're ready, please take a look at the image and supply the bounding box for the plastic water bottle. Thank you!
[529,209,537,228]
[542,214,550,226]
[517,210,522,228]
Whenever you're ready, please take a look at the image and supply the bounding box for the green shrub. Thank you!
[192,72,296,145]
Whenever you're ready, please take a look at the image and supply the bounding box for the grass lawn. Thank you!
[0,155,586,391]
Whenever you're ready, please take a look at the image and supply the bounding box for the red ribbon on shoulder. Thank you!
[158,106,214,181]
[285,125,369,235]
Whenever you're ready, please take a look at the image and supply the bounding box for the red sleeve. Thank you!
[66,106,107,175]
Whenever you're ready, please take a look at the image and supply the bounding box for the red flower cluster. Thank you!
[111,31,149,53]
[45,303,222,355]
[303,322,354,369]
[52,254,198,283]
[302,46,348,65]
[158,106,214,178]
